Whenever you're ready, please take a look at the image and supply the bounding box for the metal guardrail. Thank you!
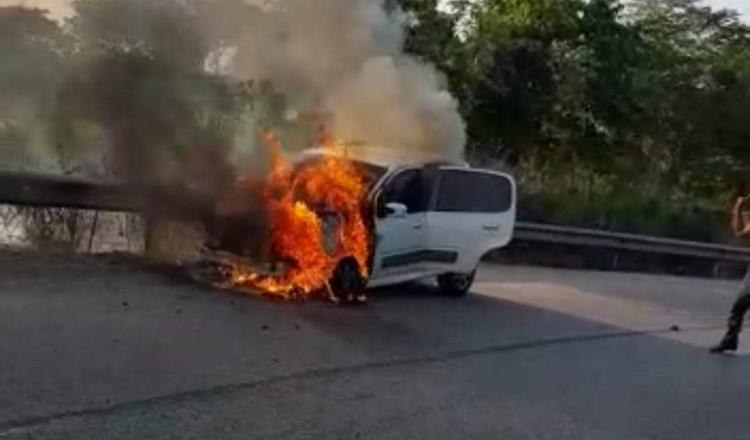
[2,171,750,263]
[514,222,750,263]
[0,172,136,212]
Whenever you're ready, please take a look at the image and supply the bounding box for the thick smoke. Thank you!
[326,57,465,159]
[1,0,466,254]
[4,0,465,184]
[231,0,466,160]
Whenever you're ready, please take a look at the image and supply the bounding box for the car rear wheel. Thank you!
[328,258,367,304]
[437,271,475,297]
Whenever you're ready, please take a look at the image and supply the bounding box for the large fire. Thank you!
[226,131,371,299]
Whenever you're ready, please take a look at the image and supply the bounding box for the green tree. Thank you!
[628,0,750,194]
[458,0,587,160]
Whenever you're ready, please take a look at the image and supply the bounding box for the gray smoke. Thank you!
[230,0,466,160]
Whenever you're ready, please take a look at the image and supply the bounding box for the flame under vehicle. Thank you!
[196,144,517,303]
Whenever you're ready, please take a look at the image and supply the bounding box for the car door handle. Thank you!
[482,225,501,232]
[413,224,424,230]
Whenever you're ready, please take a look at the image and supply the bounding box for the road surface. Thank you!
[0,250,747,439]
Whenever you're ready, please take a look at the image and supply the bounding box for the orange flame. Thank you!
[228,131,371,299]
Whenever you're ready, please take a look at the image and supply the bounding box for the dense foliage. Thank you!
[399,0,750,240]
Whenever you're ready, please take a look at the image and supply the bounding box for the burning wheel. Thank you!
[187,258,234,288]
[437,271,475,297]
[328,258,367,304]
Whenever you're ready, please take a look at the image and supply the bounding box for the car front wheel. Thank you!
[437,271,476,297]
[328,258,367,304]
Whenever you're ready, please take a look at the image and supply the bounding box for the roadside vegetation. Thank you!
[401,0,750,242]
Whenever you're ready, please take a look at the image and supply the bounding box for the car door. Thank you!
[424,167,516,275]
[369,167,435,284]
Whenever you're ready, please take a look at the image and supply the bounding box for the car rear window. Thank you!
[435,170,513,213]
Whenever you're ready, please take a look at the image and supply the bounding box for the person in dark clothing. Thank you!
[711,196,750,353]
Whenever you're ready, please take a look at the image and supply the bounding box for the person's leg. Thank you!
[728,290,750,336]
[711,286,750,353]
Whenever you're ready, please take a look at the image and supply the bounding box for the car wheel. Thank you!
[187,259,232,289]
[437,271,475,297]
[328,258,367,304]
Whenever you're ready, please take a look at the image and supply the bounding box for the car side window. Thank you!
[436,170,513,213]
[382,168,434,214]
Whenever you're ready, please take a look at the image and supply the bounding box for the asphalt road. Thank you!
[0,250,748,439]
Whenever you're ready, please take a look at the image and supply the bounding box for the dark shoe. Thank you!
[710,334,739,353]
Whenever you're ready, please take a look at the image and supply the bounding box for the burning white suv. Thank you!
[196,144,516,302]
[297,145,517,299]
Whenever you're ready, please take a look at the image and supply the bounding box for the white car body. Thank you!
[296,146,517,290]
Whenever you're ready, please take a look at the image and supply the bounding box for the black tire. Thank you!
[329,258,367,304]
[437,271,475,297]
[187,260,232,288]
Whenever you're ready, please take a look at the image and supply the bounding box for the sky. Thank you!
[717,0,750,19]
[0,0,747,21]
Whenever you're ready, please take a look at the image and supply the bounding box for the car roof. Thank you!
[296,145,468,170]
